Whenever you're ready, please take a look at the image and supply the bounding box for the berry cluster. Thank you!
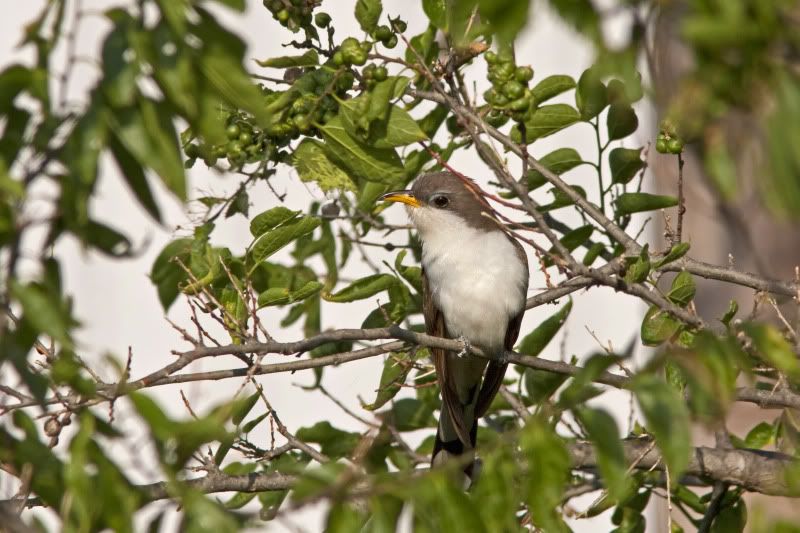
[263,0,320,33]
[656,120,684,154]
[184,66,354,168]
[332,37,371,67]
[483,50,535,124]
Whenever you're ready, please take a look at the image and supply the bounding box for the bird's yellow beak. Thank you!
[379,190,421,208]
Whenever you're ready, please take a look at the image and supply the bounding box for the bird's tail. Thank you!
[431,393,479,481]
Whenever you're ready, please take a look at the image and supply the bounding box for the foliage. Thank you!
[1,0,800,531]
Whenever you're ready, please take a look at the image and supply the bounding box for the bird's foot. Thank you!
[456,336,471,358]
[496,351,510,364]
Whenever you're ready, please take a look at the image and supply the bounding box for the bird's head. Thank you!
[379,172,497,239]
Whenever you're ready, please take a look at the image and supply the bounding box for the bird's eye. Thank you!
[432,195,449,208]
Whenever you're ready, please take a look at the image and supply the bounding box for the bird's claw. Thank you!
[457,336,471,358]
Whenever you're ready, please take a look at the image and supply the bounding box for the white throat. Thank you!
[410,207,529,356]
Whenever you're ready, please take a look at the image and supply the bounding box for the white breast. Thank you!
[410,207,529,356]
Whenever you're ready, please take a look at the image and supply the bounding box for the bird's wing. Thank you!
[422,269,473,447]
[475,238,528,418]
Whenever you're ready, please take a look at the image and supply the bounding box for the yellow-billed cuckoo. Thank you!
[380,172,529,479]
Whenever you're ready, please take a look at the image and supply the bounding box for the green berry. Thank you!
[375,25,392,41]
[366,79,376,90]
[238,132,253,145]
[514,66,534,83]
[667,138,684,154]
[225,124,241,139]
[363,63,376,79]
[293,114,311,132]
[314,12,331,28]
[509,96,530,112]
[493,93,510,106]
[332,51,344,66]
[383,35,398,49]
[446,115,462,134]
[483,88,498,105]
[351,51,367,66]
[655,137,668,154]
[496,62,515,80]
[361,41,373,54]
[485,51,498,64]
[184,144,200,158]
[276,9,289,23]
[502,80,525,99]
[374,66,388,81]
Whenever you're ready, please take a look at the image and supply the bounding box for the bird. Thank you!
[380,171,529,481]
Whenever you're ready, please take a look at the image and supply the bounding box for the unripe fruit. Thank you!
[383,35,398,49]
[503,80,525,99]
[314,12,331,28]
[375,25,392,41]
[655,137,668,154]
[374,66,388,81]
[515,66,534,83]
[667,138,684,154]
[485,51,498,64]
[226,124,241,139]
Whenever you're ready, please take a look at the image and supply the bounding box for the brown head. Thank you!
[380,172,499,232]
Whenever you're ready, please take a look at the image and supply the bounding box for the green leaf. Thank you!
[543,225,593,267]
[517,299,572,356]
[710,497,746,533]
[293,139,356,192]
[743,422,775,449]
[108,131,162,223]
[609,147,645,184]
[541,185,588,212]
[531,75,576,104]
[232,391,260,425]
[10,281,74,348]
[576,407,628,500]
[258,280,323,307]
[255,50,319,68]
[511,104,581,143]
[296,421,360,457]
[721,299,739,326]
[524,368,568,404]
[150,238,192,310]
[339,98,427,148]
[742,323,800,380]
[108,98,186,200]
[390,398,436,431]
[193,11,275,130]
[520,416,570,532]
[632,374,691,480]
[250,216,320,263]
[668,272,696,307]
[640,305,681,346]
[355,0,382,33]
[575,68,607,120]
[364,353,411,411]
[606,103,638,140]
[323,274,396,303]
[249,206,300,237]
[614,192,678,216]
[525,148,584,189]
[318,116,406,184]
[422,0,447,30]
[624,249,651,284]
[653,242,691,268]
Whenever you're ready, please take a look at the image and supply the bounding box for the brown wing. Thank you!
[474,238,528,417]
[422,269,472,446]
